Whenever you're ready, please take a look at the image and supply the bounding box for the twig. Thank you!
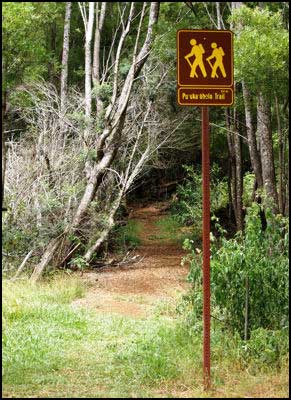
[12,250,34,279]
[60,242,81,266]
[94,253,144,270]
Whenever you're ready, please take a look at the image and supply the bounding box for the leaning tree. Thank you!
[30,3,161,280]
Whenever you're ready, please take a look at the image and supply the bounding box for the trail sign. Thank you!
[177,30,234,106]
[176,29,234,391]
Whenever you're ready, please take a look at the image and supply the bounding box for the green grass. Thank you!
[114,220,142,250]
[2,277,289,398]
[155,216,193,244]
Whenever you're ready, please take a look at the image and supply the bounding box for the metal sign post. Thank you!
[202,106,210,389]
[177,29,234,390]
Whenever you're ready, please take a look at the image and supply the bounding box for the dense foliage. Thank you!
[231,5,289,94]
[171,164,228,227]
[184,203,289,339]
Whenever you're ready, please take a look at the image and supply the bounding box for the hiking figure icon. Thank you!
[184,39,207,78]
[206,42,226,78]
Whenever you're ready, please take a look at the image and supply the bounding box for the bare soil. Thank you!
[73,202,190,317]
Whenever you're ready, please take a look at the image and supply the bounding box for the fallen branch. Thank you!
[93,253,144,269]
[59,242,81,266]
[116,254,144,267]
[13,250,34,280]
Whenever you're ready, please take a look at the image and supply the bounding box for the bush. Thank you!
[241,327,289,368]
[177,293,289,371]
[242,172,256,207]
[153,215,191,244]
[114,220,142,251]
[171,164,228,231]
[186,203,289,337]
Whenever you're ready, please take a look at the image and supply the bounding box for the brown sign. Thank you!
[177,30,234,106]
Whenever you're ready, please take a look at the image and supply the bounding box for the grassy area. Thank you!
[114,220,142,251]
[152,216,194,244]
[2,276,289,398]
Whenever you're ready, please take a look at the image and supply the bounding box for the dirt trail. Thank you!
[73,202,190,317]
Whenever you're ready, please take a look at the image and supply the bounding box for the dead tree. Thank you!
[31,2,160,281]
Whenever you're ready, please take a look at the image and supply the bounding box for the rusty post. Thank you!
[202,106,211,390]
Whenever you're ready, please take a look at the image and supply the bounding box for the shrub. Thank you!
[242,172,256,207]
[154,215,191,244]
[171,164,228,228]
[241,327,289,369]
[186,203,289,337]
[114,220,142,251]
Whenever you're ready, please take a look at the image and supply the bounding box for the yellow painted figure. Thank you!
[185,39,207,78]
[206,42,226,78]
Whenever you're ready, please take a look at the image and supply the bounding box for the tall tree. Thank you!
[274,96,285,214]
[79,2,95,145]
[242,81,263,189]
[228,1,243,231]
[226,108,237,224]
[231,4,288,214]
[92,2,107,114]
[60,2,72,115]
[257,92,279,212]
[233,104,243,231]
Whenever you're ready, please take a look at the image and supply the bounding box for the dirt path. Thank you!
[73,202,190,317]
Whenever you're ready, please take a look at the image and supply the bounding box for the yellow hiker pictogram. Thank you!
[206,42,226,78]
[185,39,207,78]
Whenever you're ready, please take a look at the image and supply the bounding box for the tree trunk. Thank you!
[2,88,7,209]
[216,2,221,29]
[257,92,279,213]
[242,81,263,188]
[84,189,124,262]
[84,2,95,144]
[233,2,243,8]
[275,96,285,215]
[226,108,237,223]
[230,2,243,231]
[227,157,233,221]
[233,106,243,231]
[226,105,243,231]
[93,2,106,114]
[31,2,160,280]
[13,250,34,280]
[60,2,72,115]
[30,236,65,282]
[285,132,289,216]
[71,124,125,229]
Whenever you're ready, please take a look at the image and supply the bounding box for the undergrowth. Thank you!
[113,220,142,251]
[150,215,192,244]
